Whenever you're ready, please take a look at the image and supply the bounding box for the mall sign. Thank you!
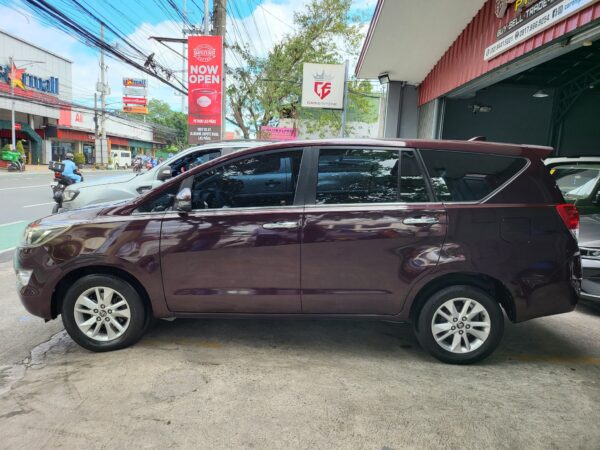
[0,62,59,95]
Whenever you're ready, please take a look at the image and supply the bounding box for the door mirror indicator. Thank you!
[174,187,192,212]
[157,166,172,181]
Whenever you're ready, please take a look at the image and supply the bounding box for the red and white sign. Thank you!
[188,35,223,143]
[123,96,147,106]
[301,63,345,110]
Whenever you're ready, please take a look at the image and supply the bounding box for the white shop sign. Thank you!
[301,63,345,110]
[484,0,598,61]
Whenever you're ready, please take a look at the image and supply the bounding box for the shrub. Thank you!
[73,152,85,165]
[16,140,25,154]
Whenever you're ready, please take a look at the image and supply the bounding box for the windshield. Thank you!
[551,166,600,199]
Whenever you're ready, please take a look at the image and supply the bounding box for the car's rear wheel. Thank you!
[61,275,147,352]
[415,285,504,364]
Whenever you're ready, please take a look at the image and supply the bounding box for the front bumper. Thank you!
[14,247,57,320]
[581,257,600,303]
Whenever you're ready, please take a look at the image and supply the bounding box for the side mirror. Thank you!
[174,187,192,212]
[157,166,172,181]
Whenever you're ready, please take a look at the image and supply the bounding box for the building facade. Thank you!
[357,0,600,156]
[0,30,169,165]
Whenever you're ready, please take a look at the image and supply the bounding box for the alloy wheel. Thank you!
[73,286,131,342]
[430,297,491,354]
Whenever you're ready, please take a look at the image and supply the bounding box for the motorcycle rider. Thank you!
[63,152,81,183]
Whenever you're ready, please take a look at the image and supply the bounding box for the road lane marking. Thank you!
[0,220,26,227]
[0,247,15,255]
[23,202,55,208]
[0,184,49,191]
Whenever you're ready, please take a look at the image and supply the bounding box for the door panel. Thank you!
[301,204,447,314]
[300,147,446,315]
[161,208,302,313]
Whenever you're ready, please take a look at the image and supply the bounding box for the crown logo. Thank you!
[313,70,334,81]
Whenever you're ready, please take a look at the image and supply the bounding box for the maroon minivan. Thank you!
[14,139,581,364]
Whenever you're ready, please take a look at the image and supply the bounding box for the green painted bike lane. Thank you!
[0,221,27,253]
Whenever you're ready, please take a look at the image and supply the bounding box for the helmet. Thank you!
[65,152,74,160]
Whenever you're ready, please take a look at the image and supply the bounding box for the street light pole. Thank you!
[340,59,349,138]
[10,56,16,151]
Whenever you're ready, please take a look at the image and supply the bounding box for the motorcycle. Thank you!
[1,149,26,172]
[133,158,142,172]
[49,161,83,214]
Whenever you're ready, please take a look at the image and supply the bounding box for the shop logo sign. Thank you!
[193,44,216,63]
[313,71,333,100]
[8,63,26,90]
[495,0,517,18]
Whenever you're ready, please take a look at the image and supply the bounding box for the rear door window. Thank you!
[315,148,431,205]
[419,150,527,202]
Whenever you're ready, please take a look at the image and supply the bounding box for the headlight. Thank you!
[21,224,71,247]
[63,189,80,202]
[15,269,33,286]
[580,247,600,260]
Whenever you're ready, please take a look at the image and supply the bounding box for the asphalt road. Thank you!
[0,169,127,260]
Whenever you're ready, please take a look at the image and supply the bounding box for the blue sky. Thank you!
[0,0,376,112]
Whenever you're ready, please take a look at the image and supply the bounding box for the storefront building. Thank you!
[357,0,600,156]
[0,30,168,165]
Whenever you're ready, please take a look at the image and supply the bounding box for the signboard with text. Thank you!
[122,77,148,114]
[485,0,599,60]
[123,105,149,114]
[188,35,223,143]
[260,126,298,141]
[301,63,345,109]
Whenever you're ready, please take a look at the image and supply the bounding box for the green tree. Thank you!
[146,99,188,149]
[227,0,374,138]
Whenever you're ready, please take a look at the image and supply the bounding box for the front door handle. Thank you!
[403,216,440,225]
[262,221,298,230]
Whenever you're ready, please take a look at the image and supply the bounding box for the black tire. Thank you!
[61,274,147,352]
[414,285,504,365]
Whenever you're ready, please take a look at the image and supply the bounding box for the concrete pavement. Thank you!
[0,257,598,449]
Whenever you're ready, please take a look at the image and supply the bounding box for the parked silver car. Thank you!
[59,141,268,212]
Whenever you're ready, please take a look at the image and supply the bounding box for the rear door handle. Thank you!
[262,221,298,230]
[403,216,439,225]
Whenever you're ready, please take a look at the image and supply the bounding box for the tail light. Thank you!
[556,204,579,239]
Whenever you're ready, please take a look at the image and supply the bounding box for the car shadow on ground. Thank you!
[126,310,597,365]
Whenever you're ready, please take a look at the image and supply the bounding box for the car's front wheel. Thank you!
[415,285,504,364]
[61,275,147,352]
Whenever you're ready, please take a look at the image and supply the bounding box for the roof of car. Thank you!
[216,138,553,159]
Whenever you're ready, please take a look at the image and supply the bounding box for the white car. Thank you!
[59,141,268,213]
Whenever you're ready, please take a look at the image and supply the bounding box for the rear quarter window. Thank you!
[419,150,527,202]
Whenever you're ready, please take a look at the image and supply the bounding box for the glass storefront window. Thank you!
[51,141,73,162]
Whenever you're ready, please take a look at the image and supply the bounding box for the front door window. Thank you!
[191,150,303,209]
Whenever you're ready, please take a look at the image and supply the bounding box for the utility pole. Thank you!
[213,0,226,139]
[204,0,210,34]
[100,23,107,165]
[181,0,187,114]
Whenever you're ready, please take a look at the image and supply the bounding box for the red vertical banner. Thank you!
[187,35,223,144]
